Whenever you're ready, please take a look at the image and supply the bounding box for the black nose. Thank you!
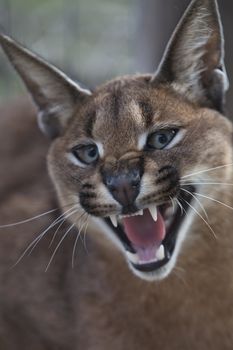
[105,170,141,207]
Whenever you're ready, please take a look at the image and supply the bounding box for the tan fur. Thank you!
[0,0,233,348]
[0,82,233,350]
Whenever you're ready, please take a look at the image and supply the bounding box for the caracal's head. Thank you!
[1,0,232,281]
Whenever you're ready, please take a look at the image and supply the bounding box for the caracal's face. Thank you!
[48,77,233,280]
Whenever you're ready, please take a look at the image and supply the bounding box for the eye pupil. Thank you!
[158,134,168,145]
[88,148,97,158]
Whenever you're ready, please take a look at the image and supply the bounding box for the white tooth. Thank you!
[110,215,118,227]
[165,207,173,218]
[138,210,143,216]
[165,218,172,228]
[126,251,139,264]
[149,205,157,222]
[156,244,165,261]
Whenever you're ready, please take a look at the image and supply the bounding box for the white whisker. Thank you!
[181,181,233,186]
[169,196,176,214]
[174,198,186,215]
[173,267,188,287]
[49,211,84,248]
[183,199,217,240]
[12,205,79,267]
[181,187,209,221]
[28,206,79,256]
[0,208,59,228]
[0,201,78,229]
[45,223,76,272]
[181,163,233,179]
[49,218,67,248]
[83,218,89,255]
[194,192,233,212]
[71,213,88,268]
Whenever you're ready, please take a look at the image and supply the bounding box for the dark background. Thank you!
[0,0,232,118]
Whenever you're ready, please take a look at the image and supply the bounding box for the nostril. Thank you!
[130,170,141,187]
[106,176,115,189]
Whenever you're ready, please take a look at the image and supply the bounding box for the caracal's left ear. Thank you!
[0,33,92,138]
[152,0,228,113]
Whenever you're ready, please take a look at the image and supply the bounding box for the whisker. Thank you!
[49,218,67,248]
[45,223,76,272]
[0,208,59,228]
[174,197,186,215]
[169,196,176,214]
[181,163,233,179]
[28,207,79,256]
[12,205,79,267]
[181,181,233,186]
[0,201,78,229]
[71,233,81,269]
[71,213,88,268]
[173,267,188,287]
[180,187,209,221]
[194,192,233,212]
[49,210,85,248]
[183,199,217,240]
[83,218,90,255]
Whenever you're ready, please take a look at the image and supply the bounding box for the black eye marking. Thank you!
[138,100,153,127]
[85,110,96,137]
[158,165,175,174]
[111,91,121,118]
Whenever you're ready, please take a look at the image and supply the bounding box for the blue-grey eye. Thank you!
[72,144,99,164]
[146,129,178,150]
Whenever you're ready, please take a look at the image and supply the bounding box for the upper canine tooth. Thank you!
[138,210,143,216]
[149,205,157,221]
[110,215,118,227]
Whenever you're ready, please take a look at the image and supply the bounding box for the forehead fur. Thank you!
[67,76,192,129]
[82,75,200,126]
[62,73,232,162]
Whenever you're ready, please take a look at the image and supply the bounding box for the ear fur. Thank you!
[0,33,91,138]
[152,0,228,113]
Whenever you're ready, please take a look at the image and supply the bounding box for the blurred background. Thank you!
[0,0,233,117]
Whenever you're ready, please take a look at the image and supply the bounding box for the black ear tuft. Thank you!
[0,33,92,138]
[152,0,228,113]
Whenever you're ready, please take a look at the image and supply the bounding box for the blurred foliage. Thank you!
[0,0,137,102]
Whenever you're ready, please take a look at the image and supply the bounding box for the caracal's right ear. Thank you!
[0,33,92,138]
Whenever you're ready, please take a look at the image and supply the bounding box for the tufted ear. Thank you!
[0,33,91,138]
[152,0,228,113]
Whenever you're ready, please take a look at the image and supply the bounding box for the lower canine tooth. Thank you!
[156,244,165,261]
[126,251,139,264]
[110,215,118,227]
[149,205,157,222]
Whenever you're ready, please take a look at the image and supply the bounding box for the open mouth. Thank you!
[104,185,195,275]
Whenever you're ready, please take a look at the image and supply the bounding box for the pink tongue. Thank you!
[123,209,166,261]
